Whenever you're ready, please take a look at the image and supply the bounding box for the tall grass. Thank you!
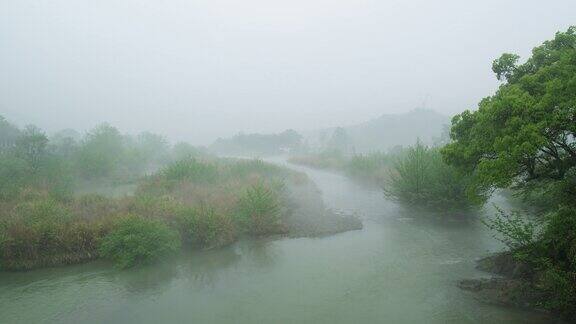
[177,204,236,248]
[344,153,392,184]
[0,198,104,270]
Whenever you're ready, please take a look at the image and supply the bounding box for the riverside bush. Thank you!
[177,204,236,248]
[237,182,282,235]
[384,142,477,210]
[99,216,180,269]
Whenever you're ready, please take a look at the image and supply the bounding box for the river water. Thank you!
[0,161,551,323]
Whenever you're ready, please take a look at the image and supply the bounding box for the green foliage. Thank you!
[538,266,576,314]
[492,53,520,82]
[177,205,236,248]
[237,182,282,235]
[443,27,576,317]
[161,158,218,183]
[327,127,352,154]
[99,216,180,269]
[172,142,205,161]
[482,207,539,250]
[224,158,285,180]
[344,153,391,183]
[442,26,576,199]
[0,198,101,270]
[384,142,477,210]
[14,126,48,171]
[0,154,31,200]
[75,124,125,179]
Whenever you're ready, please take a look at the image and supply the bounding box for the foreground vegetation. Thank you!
[0,155,302,270]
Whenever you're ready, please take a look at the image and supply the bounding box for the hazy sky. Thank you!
[1,0,574,144]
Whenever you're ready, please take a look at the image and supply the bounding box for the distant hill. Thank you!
[310,109,450,153]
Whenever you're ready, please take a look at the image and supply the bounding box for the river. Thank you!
[0,160,551,323]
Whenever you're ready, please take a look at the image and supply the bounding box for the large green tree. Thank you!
[442,26,576,199]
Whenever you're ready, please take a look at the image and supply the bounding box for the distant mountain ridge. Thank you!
[311,109,450,153]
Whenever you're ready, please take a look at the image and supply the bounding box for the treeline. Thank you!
[0,117,205,200]
[210,129,303,156]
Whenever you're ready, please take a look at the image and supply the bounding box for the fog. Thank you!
[1,0,574,144]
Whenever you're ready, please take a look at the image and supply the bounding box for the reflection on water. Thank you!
[0,161,554,324]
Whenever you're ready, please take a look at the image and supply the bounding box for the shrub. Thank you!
[482,206,540,251]
[485,206,576,317]
[177,204,236,248]
[383,142,477,210]
[237,182,282,235]
[161,158,218,183]
[538,266,576,315]
[99,216,180,269]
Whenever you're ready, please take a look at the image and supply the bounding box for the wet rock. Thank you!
[458,277,543,309]
[476,252,533,279]
[459,252,549,314]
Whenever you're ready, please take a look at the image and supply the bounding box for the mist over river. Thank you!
[0,159,551,323]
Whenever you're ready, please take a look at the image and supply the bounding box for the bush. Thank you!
[384,142,478,210]
[177,204,236,248]
[99,216,180,269]
[538,266,576,315]
[485,206,576,317]
[237,182,282,235]
[482,206,540,251]
[161,158,218,183]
